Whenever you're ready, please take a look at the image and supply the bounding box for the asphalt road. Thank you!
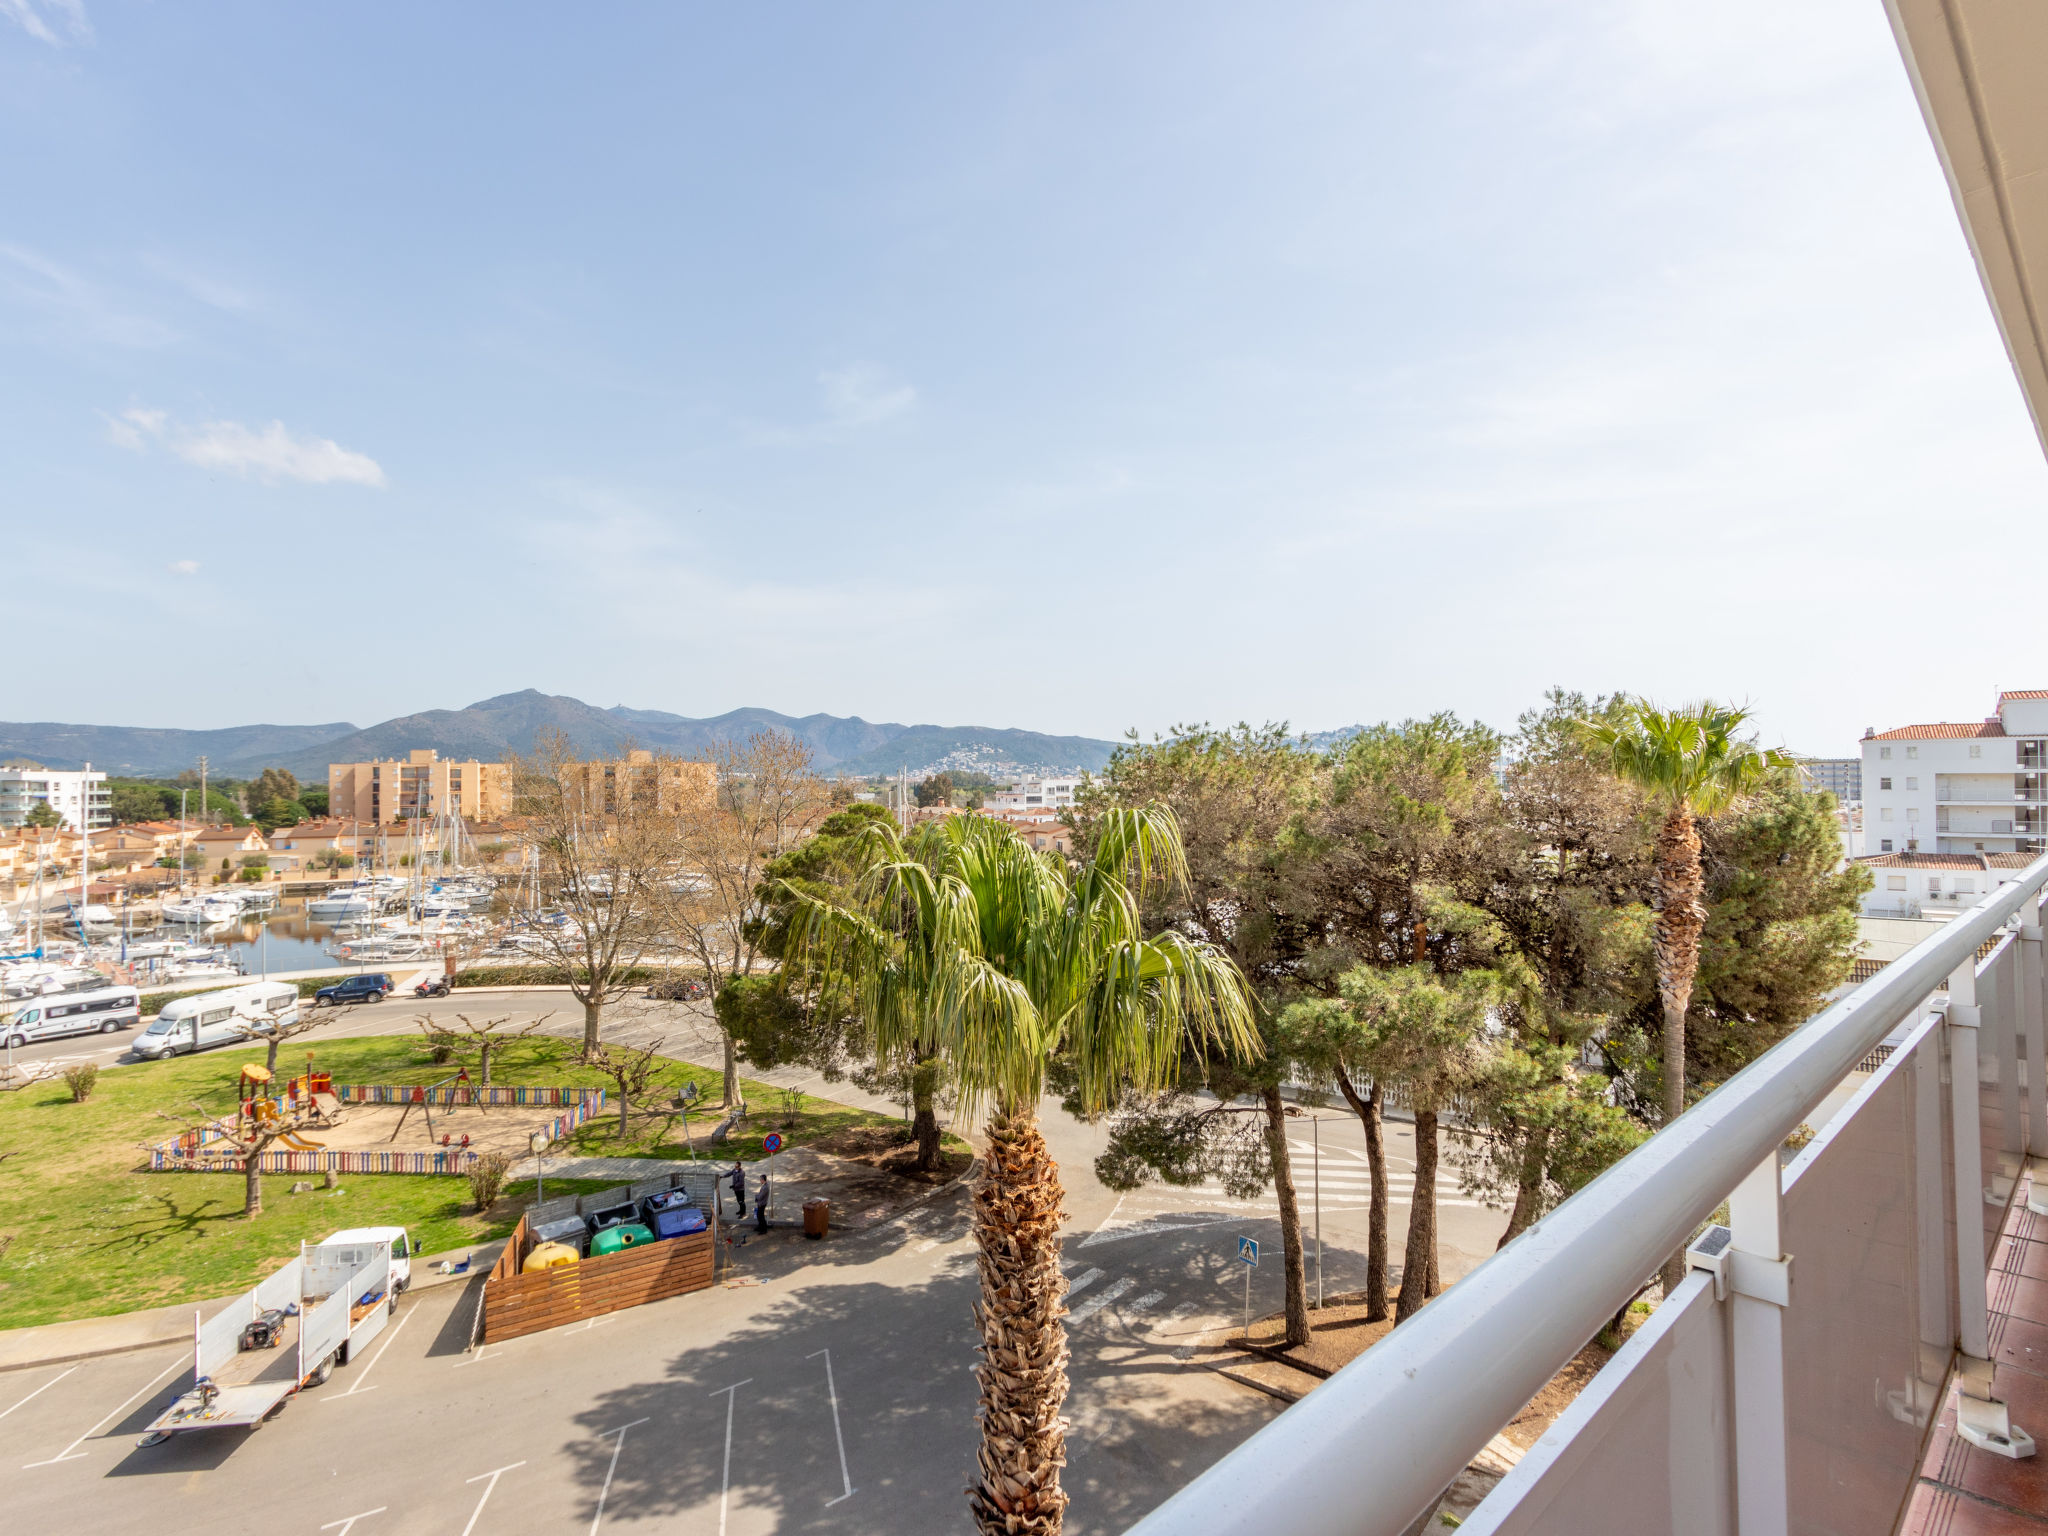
[0,988,1511,1534]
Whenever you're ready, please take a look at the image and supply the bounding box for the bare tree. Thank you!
[660,732,828,1105]
[586,1038,673,1143]
[509,730,682,1057]
[416,1012,548,1090]
[153,1100,298,1218]
[234,1012,324,1076]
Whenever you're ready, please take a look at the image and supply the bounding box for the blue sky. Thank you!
[4,1,2044,753]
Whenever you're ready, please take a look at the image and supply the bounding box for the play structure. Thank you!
[149,1061,607,1178]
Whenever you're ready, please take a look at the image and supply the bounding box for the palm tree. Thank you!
[785,809,1256,1536]
[1579,700,1790,1279]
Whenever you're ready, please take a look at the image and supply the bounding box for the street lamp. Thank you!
[530,1129,549,1207]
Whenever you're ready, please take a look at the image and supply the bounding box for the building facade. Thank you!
[0,765,111,831]
[558,750,716,815]
[1792,756,1861,803]
[983,776,1084,812]
[328,750,511,826]
[1859,690,2048,856]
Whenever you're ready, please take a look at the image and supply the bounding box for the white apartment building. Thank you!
[982,776,1084,812]
[0,764,111,831]
[1858,690,2048,857]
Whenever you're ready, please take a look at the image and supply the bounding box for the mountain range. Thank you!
[0,691,1120,782]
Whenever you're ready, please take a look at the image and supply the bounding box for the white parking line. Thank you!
[808,1349,855,1507]
[1126,1291,1165,1314]
[589,1418,649,1535]
[460,1462,525,1536]
[23,1357,183,1467]
[333,1305,415,1397]
[1064,1268,1105,1297]
[0,1366,77,1422]
[710,1379,753,1536]
[320,1507,387,1535]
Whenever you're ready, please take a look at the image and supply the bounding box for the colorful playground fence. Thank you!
[145,1085,608,1176]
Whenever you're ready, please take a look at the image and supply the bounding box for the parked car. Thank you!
[315,973,393,1006]
[646,974,708,1001]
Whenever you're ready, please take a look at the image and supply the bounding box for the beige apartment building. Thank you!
[328,750,511,826]
[558,749,716,815]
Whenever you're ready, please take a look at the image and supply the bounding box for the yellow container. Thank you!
[522,1241,579,1273]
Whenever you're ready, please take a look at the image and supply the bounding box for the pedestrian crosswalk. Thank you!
[1110,1137,1481,1218]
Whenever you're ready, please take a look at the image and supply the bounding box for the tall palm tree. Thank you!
[1579,701,1788,1137]
[784,809,1255,1536]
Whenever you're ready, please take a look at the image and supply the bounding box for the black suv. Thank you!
[315,973,393,1006]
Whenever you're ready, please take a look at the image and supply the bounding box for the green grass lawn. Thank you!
[0,1033,913,1329]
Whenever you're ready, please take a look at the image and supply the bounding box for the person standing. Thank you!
[727,1161,746,1218]
[752,1172,771,1234]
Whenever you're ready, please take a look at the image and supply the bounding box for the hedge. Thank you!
[450,965,685,989]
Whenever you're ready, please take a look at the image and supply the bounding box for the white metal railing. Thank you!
[1125,851,2048,1536]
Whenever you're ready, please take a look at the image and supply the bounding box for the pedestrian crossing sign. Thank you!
[1238,1237,1259,1266]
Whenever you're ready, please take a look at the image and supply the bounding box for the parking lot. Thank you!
[0,988,1508,1533]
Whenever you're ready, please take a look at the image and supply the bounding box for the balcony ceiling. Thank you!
[1888,0,2048,457]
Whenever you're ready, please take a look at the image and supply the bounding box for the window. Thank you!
[1880,777,1892,791]
[1881,747,1893,760]
[1906,777,1918,791]
[1957,879,1976,894]
[1880,807,1894,822]
[1929,878,1943,894]
[1907,807,1920,821]
[1971,745,1983,758]
[1881,839,1894,852]
[1888,876,1907,891]
[1908,746,1919,759]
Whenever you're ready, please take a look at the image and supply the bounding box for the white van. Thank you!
[134,981,301,1060]
[1,984,142,1047]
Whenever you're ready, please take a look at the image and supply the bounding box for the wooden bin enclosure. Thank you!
[479,1173,720,1343]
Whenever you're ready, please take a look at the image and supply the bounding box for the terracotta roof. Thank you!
[1857,853,1995,869]
[1986,852,2038,868]
[1868,721,2006,741]
[2000,691,2048,701]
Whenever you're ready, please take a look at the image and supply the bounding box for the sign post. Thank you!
[1237,1236,1259,1335]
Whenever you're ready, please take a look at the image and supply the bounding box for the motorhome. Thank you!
[1,982,141,1047]
[133,980,301,1060]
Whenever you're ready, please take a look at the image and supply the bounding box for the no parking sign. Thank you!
[763,1132,784,1154]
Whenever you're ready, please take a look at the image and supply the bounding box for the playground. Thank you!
[150,1059,606,1174]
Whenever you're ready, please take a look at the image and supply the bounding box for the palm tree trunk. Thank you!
[1652,801,1705,1292]
[910,1053,942,1173]
[970,1102,1070,1536]
[1333,1067,1390,1321]
[1259,1085,1311,1347]
[1396,1108,1440,1321]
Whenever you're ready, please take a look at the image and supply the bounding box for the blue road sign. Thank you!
[763,1132,784,1154]
[1238,1236,1259,1267]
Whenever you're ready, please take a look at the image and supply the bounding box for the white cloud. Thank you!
[168,559,199,576]
[0,0,91,46]
[820,363,916,426]
[0,244,176,348]
[107,406,386,488]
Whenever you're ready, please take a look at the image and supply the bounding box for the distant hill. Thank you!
[0,720,358,776]
[0,692,1118,781]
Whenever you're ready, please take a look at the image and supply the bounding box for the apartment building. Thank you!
[328,750,511,826]
[1854,849,2035,919]
[558,749,716,815]
[0,764,111,831]
[1791,756,1861,803]
[1859,690,2048,856]
[983,776,1084,812]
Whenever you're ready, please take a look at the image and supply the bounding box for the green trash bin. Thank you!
[591,1223,653,1257]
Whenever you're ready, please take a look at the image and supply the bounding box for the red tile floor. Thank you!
[1902,1195,2048,1533]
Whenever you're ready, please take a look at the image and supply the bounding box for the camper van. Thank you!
[133,980,301,1060]
[1,983,141,1047]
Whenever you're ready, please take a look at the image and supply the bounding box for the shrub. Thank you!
[422,1028,459,1065]
[467,1151,513,1212]
[239,866,266,883]
[452,965,665,989]
[63,1064,98,1102]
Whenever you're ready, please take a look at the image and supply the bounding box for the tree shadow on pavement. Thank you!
[562,1260,1277,1534]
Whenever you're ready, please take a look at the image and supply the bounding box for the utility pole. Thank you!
[198,756,209,828]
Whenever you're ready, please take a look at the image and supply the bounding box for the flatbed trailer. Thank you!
[142,1238,394,1440]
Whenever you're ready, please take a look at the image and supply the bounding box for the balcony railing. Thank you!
[1127,851,2048,1536]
